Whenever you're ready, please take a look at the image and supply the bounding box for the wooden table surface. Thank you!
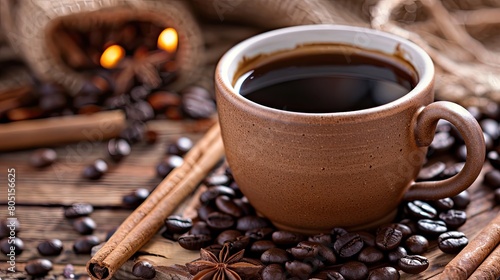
[0,118,498,280]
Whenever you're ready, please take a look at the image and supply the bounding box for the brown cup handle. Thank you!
[405,101,485,201]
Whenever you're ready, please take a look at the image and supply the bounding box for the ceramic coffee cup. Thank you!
[215,25,485,234]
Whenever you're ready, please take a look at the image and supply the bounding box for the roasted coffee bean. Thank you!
[484,169,500,189]
[495,188,500,204]
[203,244,223,256]
[313,270,345,280]
[216,230,242,245]
[438,231,468,254]
[439,209,467,229]
[398,255,429,274]
[200,185,235,204]
[126,101,155,122]
[272,230,305,246]
[405,235,429,254]
[309,233,332,245]
[233,197,254,216]
[379,223,412,239]
[456,144,467,161]
[181,86,216,119]
[174,137,193,156]
[430,132,455,153]
[30,148,57,168]
[406,200,437,219]
[417,161,446,181]
[37,239,64,256]
[0,237,24,255]
[261,248,290,264]
[245,227,274,240]
[334,233,364,258]
[122,188,150,209]
[375,227,403,251]
[187,222,210,236]
[357,246,384,264]
[250,240,276,256]
[355,231,376,247]
[367,266,400,280]
[64,203,94,218]
[132,260,156,279]
[105,227,117,241]
[466,106,482,120]
[480,118,500,140]
[452,190,471,209]
[197,204,216,222]
[120,122,146,144]
[165,215,192,234]
[261,264,286,280]
[339,261,368,280]
[285,260,313,279]
[156,155,183,178]
[73,235,100,254]
[25,259,53,277]
[487,150,500,170]
[226,235,250,252]
[417,219,447,237]
[178,234,212,250]
[204,174,232,186]
[484,132,495,151]
[431,197,454,211]
[215,195,243,217]
[147,91,181,111]
[387,246,407,263]
[82,159,108,180]
[399,219,418,235]
[107,138,131,162]
[236,215,270,231]
[0,218,20,238]
[331,227,349,241]
[130,85,150,102]
[206,212,234,230]
[63,263,75,279]
[288,242,319,259]
[73,217,96,235]
[440,162,465,179]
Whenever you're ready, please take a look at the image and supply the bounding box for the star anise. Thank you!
[186,243,262,280]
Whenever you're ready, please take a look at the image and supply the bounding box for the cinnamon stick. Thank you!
[439,213,500,280]
[0,110,125,151]
[468,244,500,280]
[87,123,224,280]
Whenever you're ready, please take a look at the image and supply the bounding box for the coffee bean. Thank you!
[456,145,467,161]
[174,137,193,156]
[440,162,465,179]
[226,235,250,252]
[261,248,290,264]
[147,91,181,112]
[0,218,20,238]
[357,246,384,264]
[480,118,500,141]
[30,148,57,168]
[431,197,454,211]
[487,150,500,170]
[272,230,305,246]
[379,223,412,239]
[82,159,108,180]
[439,209,467,229]
[233,197,254,216]
[200,185,235,204]
[417,161,446,181]
[64,203,94,218]
[178,234,212,250]
[236,215,270,231]
[245,227,274,240]
[438,231,468,254]
[313,270,345,280]
[261,264,286,280]
[417,219,448,237]
[37,239,64,256]
[367,266,400,280]
[452,190,471,209]
[334,233,364,258]
[339,261,368,280]
[405,235,429,254]
[375,227,402,251]
[120,122,146,144]
[495,188,500,204]
[355,231,376,247]
[204,174,232,186]
[398,219,418,235]
[156,155,183,178]
[216,230,241,245]
[73,217,96,235]
[430,132,455,153]
[308,233,332,245]
[106,227,117,241]
[63,263,75,278]
[122,188,150,209]
[285,260,313,279]
[197,204,216,222]
[484,169,500,189]
[130,85,151,101]
[0,237,24,255]
[405,200,437,219]
[249,240,276,256]
[288,242,319,259]
[331,227,349,241]
[203,244,223,256]
[387,246,407,263]
[107,138,131,162]
[215,195,243,217]
[132,260,156,279]
[312,242,337,264]
[25,259,53,277]
[164,215,192,234]
[466,106,483,120]
[73,235,100,254]
[206,212,234,230]
[398,255,429,274]
[126,101,155,122]
[181,86,216,119]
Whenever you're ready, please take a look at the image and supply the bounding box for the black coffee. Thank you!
[236,46,418,113]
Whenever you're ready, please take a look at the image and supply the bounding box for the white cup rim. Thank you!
[216,24,435,121]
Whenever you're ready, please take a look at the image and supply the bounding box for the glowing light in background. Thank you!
[157,28,178,53]
[100,45,125,69]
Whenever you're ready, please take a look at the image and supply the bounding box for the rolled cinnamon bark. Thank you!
[87,123,224,280]
[468,244,500,280]
[438,213,500,280]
